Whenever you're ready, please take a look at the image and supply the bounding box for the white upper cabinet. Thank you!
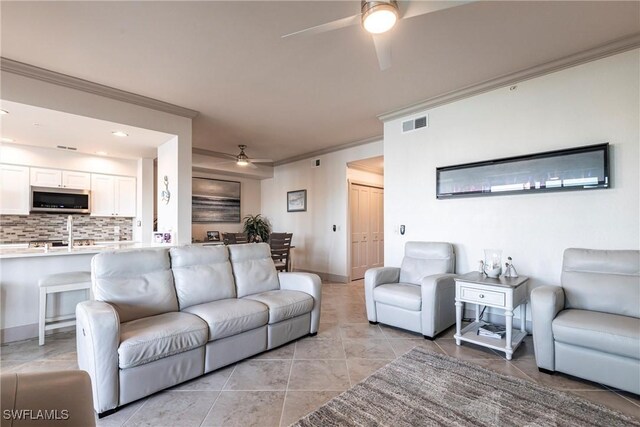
[91,174,115,216]
[30,167,90,190]
[30,168,62,188]
[62,171,91,190]
[91,174,136,217]
[114,176,136,217]
[0,165,30,215]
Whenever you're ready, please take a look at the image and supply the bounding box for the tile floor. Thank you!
[1,280,639,426]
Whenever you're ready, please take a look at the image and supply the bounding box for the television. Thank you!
[436,143,609,199]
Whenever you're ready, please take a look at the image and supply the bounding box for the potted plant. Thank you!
[242,214,271,243]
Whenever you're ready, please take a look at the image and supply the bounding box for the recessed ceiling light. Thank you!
[96,151,108,156]
[0,110,8,115]
[112,131,128,137]
[1,137,15,143]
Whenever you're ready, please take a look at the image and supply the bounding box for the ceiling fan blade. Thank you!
[249,159,274,163]
[400,0,473,20]
[192,147,238,161]
[282,13,361,38]
[372,33,392,71]
[245,162,259,170]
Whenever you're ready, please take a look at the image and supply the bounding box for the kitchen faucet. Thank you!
[67,215,74,251]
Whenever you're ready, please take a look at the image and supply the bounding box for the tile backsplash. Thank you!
[0,214,134,243]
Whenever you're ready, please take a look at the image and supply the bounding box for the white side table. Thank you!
[454,272,529,360]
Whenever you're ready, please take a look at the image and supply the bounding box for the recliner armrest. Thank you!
[530,285,566,371]
[76,300,120,414]
[364,267,401,322]
[278,272,322,333]
[420,273,457,337]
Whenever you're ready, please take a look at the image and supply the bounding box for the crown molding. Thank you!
[0,57,199,119]
[274,134,383,166]
[378,32,640,122]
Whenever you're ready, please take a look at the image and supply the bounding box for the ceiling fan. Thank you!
[207,145,274,169]
[282,1,472,71]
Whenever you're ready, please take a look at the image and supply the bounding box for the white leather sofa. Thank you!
[364,242,456,339]
[531,248,639,394]
[76,243,321,416]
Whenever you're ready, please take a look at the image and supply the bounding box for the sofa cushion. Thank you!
[183,299,268,341]
[399,242,454,285]
[228,243,280,298]
[118,312,208,369]
[373,283,422,311]
[561,248,640,318]
[243,290,313,324]
[170,245,236,309]
[92,248,178,323]
[552,309,640,360]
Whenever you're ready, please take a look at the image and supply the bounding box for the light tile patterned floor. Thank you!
[1,280,639,426]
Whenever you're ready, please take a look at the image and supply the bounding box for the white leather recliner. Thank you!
[531,248,640,394]
[364,242,456,339]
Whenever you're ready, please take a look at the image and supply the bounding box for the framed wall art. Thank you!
[192,177,241,222]
[287,189,307,212]
[436,143,609,199]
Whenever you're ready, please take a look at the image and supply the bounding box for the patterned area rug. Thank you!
[293,348,639,427]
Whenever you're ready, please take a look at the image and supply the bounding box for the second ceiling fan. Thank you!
[213,145,274,169]
[283,1,472,71]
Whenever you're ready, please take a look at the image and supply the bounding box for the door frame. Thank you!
[347,179,384,282]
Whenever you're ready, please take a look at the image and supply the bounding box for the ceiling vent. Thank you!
[56,145,77,151]
[401,115,428,133]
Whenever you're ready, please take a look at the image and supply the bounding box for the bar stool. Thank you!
[38,271,92,346]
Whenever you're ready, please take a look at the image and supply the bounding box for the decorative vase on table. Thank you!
[483,249,502,278]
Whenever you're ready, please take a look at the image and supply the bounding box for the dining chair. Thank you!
[269,232,293,272]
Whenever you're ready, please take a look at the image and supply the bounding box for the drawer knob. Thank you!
[479,294,485,299]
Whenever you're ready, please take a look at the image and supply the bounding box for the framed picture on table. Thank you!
[287,189,307,212]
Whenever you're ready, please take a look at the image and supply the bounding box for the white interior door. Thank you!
[350,183,384,280]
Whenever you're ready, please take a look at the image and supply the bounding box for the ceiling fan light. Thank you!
[237,159,249,166]
[362,2,398,34]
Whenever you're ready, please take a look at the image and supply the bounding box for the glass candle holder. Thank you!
[484,249,503,278]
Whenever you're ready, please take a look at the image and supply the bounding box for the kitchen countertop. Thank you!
[0,241,173,259]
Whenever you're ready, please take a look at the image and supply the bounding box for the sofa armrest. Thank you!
[364,267,401,322]
[278,272,322,333]
[530,285,565,371]
[76,300,120,414]
[421,273,457,338]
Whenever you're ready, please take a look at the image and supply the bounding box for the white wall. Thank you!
[192,171,262,241]
[261,141,383,281]
[346,167,384,187]
[384,50,640,290]
[0,143,137,176]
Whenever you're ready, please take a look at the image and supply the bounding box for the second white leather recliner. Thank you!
[364,242,457,339]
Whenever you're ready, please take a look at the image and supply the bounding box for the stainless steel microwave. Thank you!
[30,186,91,214]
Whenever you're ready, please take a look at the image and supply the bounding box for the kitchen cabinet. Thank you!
[0,164,30,215]
[30,167,90,190]
[91,174,136,217]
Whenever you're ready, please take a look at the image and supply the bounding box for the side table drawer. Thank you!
[460,286,505,307]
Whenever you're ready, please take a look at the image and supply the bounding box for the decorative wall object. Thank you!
[436,143,609,199]
[0,214,133,243]
[160,175,171,205]
[287,189,307,212]
[192,177,241,223]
